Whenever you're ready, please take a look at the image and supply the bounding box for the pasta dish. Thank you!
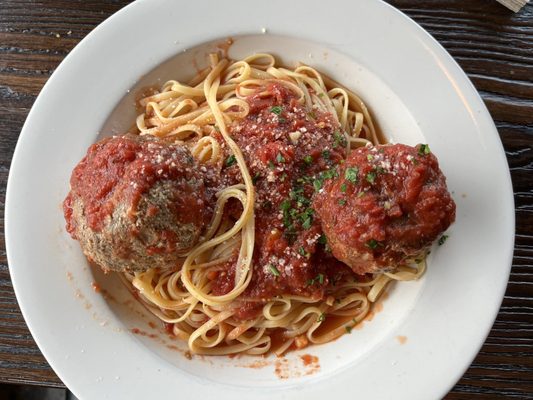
[63,53,455,356]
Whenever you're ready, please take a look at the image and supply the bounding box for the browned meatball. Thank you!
[313,144,455,275]
[63,134,211,272]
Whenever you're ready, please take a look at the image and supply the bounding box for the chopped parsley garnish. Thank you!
[298,247,310,258]
[268,264,280,277]
[317,313,326,322]
[438,235,449,246]
[280,188,314,238]
[268,161,275,169]
[321,169,338,180]
[296,175,313,185]
[338,199,347,206]
[345,167,359,183]
[301,216,313,229]
[318,92,325,98]
[357,191,366,198]
[303,155,313,165]
[345,325,353,334]
[312,168,339,193]
[366,171,376,184]
[318,234,327,245]
[225,154,236,167]
[306,273,325,286]
[366,239,380,249]
[322,150,330,159]
[333,131,347,148]
[252,173,260,184]
[418,144,431,155]
[276,152,285,163]
[340,183,347,193]
[270,105,283,115]
[367,154,374,161]
[290,187,310,206]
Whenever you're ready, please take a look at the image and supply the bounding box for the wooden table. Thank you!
[0,0,531,397]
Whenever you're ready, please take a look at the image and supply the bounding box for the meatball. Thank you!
[313,144,455,274]
[63,134,212,273]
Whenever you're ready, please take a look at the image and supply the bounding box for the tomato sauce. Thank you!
[210,83,355,314]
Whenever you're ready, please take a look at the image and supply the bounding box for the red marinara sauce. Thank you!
[209,83,357,319]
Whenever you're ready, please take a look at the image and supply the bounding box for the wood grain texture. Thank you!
[0,0,532,397]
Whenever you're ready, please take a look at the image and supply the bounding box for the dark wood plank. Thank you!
[0,0,532,397]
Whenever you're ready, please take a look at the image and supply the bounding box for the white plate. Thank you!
[5,0,514,399]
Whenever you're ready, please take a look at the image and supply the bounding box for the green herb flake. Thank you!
[268,161,275,169]
[298,247,310,259]
[317,313,326,322]
[367,154,374,161]
[418,144,431,155]
[225,154,236,167]
[321,169,338,180]
[276,153,286,163]
[345,167,359,183]
[345,325,353,334]
[338,199,347,206]
[366,239,379,249]
[318,234,327,245]
[366,171,376,184]
[313,179,322,192]
[268,264,280,277]
[333,131,347,148]
[317,273,324,284]
[280,199,291,211]
[303,155,313,165]
[270,105,283,115]
[340,183,347,193]
[357,191,366,198]
[302,216,312,230]
[438,235,449,246]
[252,173,261,184]
[322,150,330,159]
